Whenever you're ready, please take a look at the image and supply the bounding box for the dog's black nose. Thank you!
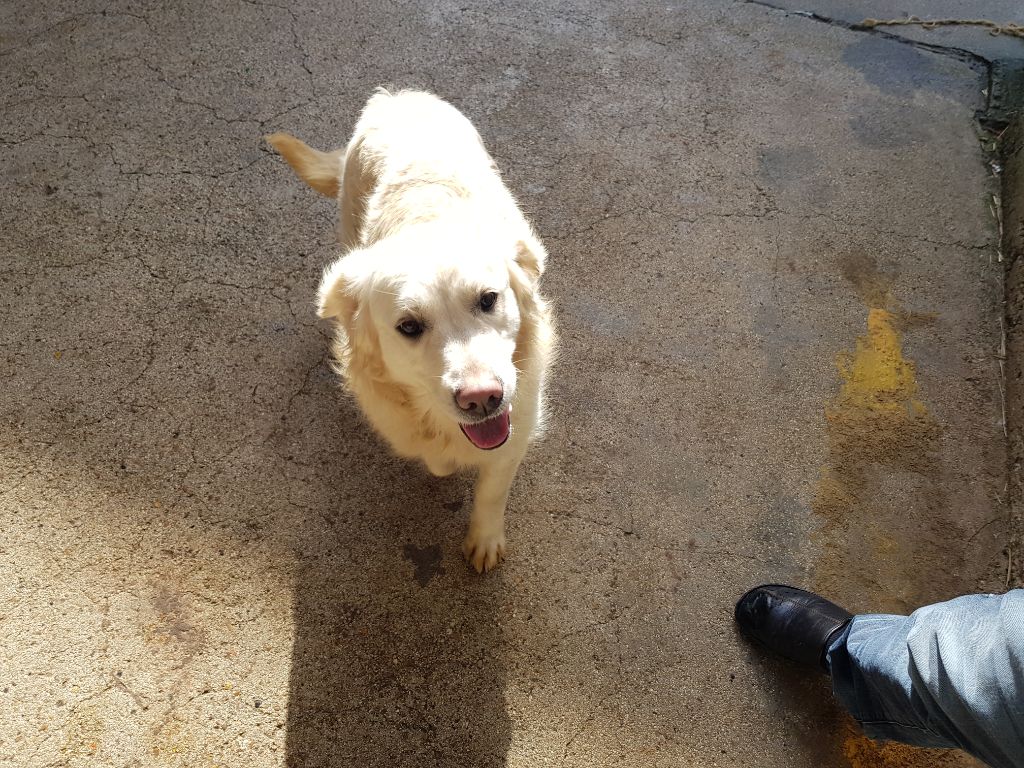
[456,382,504,416]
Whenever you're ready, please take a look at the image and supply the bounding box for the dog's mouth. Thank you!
[460,409,511,450]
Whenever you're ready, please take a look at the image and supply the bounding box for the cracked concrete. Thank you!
[0,1,1016,767]
[754,1,1024,63]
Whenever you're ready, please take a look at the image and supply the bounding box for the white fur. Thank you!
[268,89,555,572]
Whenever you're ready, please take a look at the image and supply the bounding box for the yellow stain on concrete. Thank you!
[815,305,936,529]
[815,257,952,765]
[842,726,967,768]
[844,732,911,768]
[814,256,942,622]
[59,703,105,759]
[833,308,927,418]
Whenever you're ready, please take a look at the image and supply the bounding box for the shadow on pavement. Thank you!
[277,373,512,768]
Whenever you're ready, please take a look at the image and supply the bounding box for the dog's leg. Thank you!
[424,455,457,478]
[463,456,522,573]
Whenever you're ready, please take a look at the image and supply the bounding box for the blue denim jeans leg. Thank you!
[825,590,1024,768]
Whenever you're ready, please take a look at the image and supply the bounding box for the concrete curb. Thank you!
[1001,115,1024,588]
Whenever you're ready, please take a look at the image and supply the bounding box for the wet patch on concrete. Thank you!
[755,494,811,580]
[841,723,971,768]
[147,585,204,656]
[813,253,981,765]
[841,38,941,97]
[759,147,819,185]
[572,298,634,338]
[402,543,444,587]
[813,252,949,611]
[758,145,835,205]
[839,251,893,308]
[848,110,923,149]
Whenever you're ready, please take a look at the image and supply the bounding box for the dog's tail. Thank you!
[265,132,344,198]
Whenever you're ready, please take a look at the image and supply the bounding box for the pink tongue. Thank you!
[460,410,511,450]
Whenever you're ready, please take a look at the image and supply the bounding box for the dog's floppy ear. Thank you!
[507,236,547,320]
[265,132,344,198]
[514,233,546,286]
[317,251,372,323]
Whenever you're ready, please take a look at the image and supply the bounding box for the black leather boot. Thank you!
[735,584,853,673]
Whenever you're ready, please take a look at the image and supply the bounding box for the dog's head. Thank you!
[318,222,545,450]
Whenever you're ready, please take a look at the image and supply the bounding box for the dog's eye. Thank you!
[396,319,424,338]
[479,291,498,312]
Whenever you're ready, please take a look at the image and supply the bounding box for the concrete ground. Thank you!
[1,1,1018,767]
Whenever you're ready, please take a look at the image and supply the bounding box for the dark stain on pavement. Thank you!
[813,252,948,612]
[848,110,926,149]
[403,543,444,587]
[148,585,204,659]
[841,721,974,768]
[813,253,982,767]
[838,252,892,309]
[841,38,937,97]
[841,38,963,149]
[759,146,834,204]
[759,146,819,185]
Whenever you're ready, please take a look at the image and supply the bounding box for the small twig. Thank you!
[996,357,1008,438]
[993,195,1004,264]
[994,480,1008,507]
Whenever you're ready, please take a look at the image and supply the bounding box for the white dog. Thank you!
[267,89,555,572]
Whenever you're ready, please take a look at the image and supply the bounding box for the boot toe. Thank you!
[735,584,853,671]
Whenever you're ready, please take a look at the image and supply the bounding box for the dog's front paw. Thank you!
[462,528,506,573]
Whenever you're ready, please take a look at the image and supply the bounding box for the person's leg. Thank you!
[826,591,1024,768]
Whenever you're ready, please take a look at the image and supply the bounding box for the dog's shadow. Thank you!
[277,355,512,768]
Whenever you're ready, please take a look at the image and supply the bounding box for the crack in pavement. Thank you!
[742,0,1004,132]
[742,0,992,68]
